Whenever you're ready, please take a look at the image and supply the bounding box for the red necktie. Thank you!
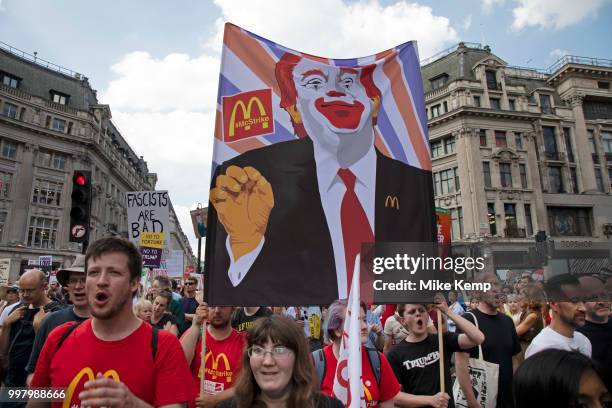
[338,169,374,289]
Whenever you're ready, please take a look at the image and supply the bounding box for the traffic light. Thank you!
[69,170,92,244]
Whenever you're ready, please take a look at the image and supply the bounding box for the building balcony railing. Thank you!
[541,106,554,114]
[505,226,527,238]
[487,81,501,91]
[544,151,566,161]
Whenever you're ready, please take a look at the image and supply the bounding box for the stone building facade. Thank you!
[0,44,195,281]
[422,43,611,276]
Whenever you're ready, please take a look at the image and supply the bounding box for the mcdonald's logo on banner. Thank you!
[222,89,274,142]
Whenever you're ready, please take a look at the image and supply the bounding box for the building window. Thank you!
[483,162,492,187]
[443,101,448,113]
[543,126,559,160]
[0,171,12,198]
[433,173,440,196]
[500,163,512,187]
[473,95,481,107]
[1,73,19,88]
[486,70,498,90]
[549,166,564,193]
[0,211,6,241]
[32,179,63,206]
[539,94,552,114]
[451,207,463,240]
[589,132,599,164]
[524,204,533,237]
[431,141,443,159]
[1,140,17,159]
[509,99,516,111]
[2,102,18,119]
[36,150,67,170]
[515,134,523,150]
[548,207,592,237]
[50,91,69,105]
[519,164,528,188]
[488,203,497,236]
[595,168,604,192]
[597,81,610,90]
[431,104,441,118]
[444,136,455,154]
[51,118,66,132]
[504,203,517,234]
[490,98,500,110]
[602,132,612,159]
[479,129,487,146]
[495,131,507,147]
[434,167,460,195]
[27,216,59,248]
[430,74,448,90]
[570,167,578,193]
[564,128,574,163]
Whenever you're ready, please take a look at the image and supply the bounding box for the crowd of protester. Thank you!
[0,236,609,407]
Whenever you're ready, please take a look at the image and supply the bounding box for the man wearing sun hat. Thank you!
[25,254,91,385]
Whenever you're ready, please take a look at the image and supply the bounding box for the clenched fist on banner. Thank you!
[210,165,274,261]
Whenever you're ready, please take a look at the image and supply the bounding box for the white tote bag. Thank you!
[452,312,499,408]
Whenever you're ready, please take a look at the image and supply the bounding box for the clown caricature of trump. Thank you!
[205,25,435,306]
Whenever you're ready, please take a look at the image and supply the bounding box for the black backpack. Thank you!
[56,321,159,360]
[312,346,381,387]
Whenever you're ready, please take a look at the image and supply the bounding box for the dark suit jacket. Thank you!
[205,138,435,306]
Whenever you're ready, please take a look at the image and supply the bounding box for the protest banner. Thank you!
[126,191,170,245]
[204,23,434,306]
[0,258,10,286]
[38,255,52,273]
[166,250,184,278]
[190,207,208,239]
[140,232,164,268]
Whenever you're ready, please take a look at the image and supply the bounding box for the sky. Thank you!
[1,0,610,254]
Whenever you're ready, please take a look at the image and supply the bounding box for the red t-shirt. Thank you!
[184,327,245,394]
[320,345,400,408]
[31,319,193,407]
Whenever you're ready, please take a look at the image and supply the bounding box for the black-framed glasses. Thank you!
[247,345,293,359]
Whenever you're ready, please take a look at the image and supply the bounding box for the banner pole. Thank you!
[437,309,445,393]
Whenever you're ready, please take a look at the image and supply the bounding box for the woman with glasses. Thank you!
[317,299,400,408]
[219,315,342,408]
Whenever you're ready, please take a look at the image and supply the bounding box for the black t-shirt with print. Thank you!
[152,312,177,331]
[231,307,272,332]
[387,333,461,408]
[459,310,521,408]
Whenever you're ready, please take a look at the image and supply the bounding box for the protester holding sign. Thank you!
[388,298,484,408]
[29,237,193,408]
[180,303,245,407]
[315,299,399,407]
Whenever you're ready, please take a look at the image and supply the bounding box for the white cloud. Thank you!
[549,48,568,59]
[208,0,458,60]
[511,0,606,30]
[101,0,460,255]
[462,14,473,30]
[481,0,505,13]
[103,52,220,112]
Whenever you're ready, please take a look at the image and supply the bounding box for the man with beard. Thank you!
[25,255,91,385]
[206,53,435,306]
[576,274,612,391]
[525,274,591,358]
[455,272,521,408]
[29,237,193,408]
[0,269,62,404]
[180,303,246,406]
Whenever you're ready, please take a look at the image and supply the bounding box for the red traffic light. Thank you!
[74,174,87,186]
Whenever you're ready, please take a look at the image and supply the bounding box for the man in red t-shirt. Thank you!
[180,303,245,407]
[29,237,193,408]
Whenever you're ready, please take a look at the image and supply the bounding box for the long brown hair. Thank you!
[233,315,316,408]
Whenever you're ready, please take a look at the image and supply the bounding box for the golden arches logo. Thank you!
[385,195,400,210]
[63,367,120,408]
[199,351,233,383]
[228,97,269,137]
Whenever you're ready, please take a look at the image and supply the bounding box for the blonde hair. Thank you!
[133,298,152,316]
